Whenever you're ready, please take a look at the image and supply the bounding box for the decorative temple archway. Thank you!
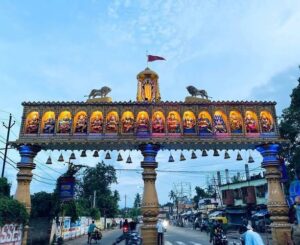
[13,67,290,245]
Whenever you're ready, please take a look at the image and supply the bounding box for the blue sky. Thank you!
[0,0,300,207]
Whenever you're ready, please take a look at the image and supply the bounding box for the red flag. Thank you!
[147,55,166,62]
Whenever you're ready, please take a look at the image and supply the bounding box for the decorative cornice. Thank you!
[10,138,289,151]
[21,100,277,106]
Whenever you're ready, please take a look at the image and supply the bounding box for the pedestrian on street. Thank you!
[156,219,164,245]
[241,224,264,245]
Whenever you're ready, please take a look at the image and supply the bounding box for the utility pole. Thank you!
[124,194,127,217]
[93,190,96,208]
[1,113,15,177]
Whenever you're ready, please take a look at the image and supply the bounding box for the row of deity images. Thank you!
[24,109,275,136]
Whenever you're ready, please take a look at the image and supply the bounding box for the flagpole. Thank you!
[146,50,148,68]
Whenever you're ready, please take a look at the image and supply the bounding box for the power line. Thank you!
[32,177,56,186]
[34,157,65,175]
[0,153,57,182]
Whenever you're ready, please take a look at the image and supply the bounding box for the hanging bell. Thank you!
[69,152,76,160]
[93,150,99,158]
[126,155,132,164]
[58,153,64,162]
[180,152,186,161]
[248,155,254,163]
[168,153,175,163]
[46,156,52,165]
[224,150,230,159]
[202,149,208,157]
[213,149,219,157]
[80,150,87,157]
[105,151,111,160]
[236,152,243,161]
[117,153,123,161]
[191,151,197,159]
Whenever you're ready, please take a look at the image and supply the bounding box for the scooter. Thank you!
[127,232,143,245]
[213,231,228,245]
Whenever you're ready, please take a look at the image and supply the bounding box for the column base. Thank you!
[271,224,292,245]
[141,226,157,245]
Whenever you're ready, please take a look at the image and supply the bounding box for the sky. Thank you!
[0,0,300,208]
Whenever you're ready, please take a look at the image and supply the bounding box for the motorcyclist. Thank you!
[87,221,100,244]
[211,221,227,245]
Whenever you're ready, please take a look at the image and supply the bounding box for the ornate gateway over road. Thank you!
[13,67,290,245]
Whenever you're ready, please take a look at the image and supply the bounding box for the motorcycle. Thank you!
[89,229,102,244]
[213,231,228,245]
[200,222,208,233]
[127,231,143,245]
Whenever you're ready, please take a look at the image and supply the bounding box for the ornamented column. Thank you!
[139,143,160,245]
[256,144,291,245]
[15,144,41,245]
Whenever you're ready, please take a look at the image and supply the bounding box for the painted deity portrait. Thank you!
[74,111,88,133]
[260,111,274,133]
[106,111,119,133]
[229,111,243,134]
[25,111,39,134]
[152,111,165,133]
[183,111,196,133]
[42,111,55,134]
[90,111,103,133]
[121,111,135,133]
[136,111,149,133]
[245,111,258,133]
[213,111,228,134]
[57,111,72,133]
[198,111,212,135]
[167,111,181,133]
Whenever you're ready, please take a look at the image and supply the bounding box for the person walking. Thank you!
[242,224,264,245]
[156,219,164,245]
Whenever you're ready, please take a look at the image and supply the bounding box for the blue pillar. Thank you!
[15,144,41,212]
[139,143,160,245]
[256,143,281,166]
[256,143,291,245]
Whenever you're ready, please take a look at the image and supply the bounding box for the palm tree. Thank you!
[169,190,178,217]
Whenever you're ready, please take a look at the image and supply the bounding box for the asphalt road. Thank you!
[65,226,212,245]
[64,225,270,245]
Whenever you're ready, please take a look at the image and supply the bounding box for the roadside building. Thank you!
[219,171,267,225]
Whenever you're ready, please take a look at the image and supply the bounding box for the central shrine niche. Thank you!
[137,68,161,102]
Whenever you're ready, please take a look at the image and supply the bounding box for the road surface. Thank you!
[65,225,270,245]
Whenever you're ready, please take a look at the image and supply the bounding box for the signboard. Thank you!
[59,177,75,201]
[0,224,22,245]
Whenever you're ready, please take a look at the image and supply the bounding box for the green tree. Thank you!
[90,208,101,220]
[0,198,29,226]
[0,178,28,226]
[31,192,54,218]
[0,177,10,197]
[193,186,209,209]
[193,186,216,209]
[169,190,178,216]
[77,162,119,217]
[280,68,300,180]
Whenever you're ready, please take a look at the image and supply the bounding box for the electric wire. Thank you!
[0,152,57,182]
